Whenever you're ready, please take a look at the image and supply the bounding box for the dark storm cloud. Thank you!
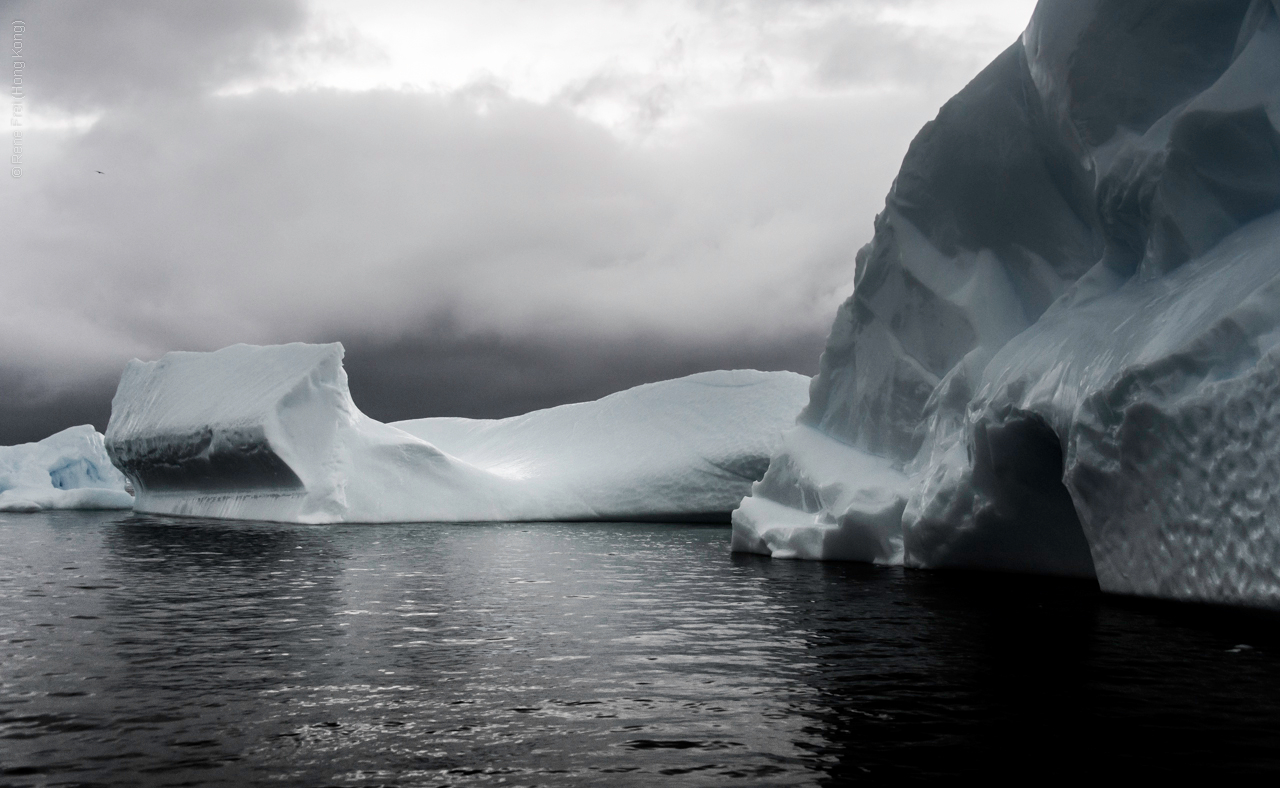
[2,84,909,369]
[342,331,825,425]
[0,368,118,445]
[0,331,826,445]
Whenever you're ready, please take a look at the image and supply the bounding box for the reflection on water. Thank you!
[1,512,1279,784]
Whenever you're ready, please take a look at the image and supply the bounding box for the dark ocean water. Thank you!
[1,512,1279,785]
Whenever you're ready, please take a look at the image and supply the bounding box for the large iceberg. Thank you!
[0,425,134,512]
[734,0,1280,606]
[105,343,809,524]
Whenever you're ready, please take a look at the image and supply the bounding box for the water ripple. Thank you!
[1,512,1279,783]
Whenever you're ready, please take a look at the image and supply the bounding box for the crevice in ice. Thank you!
[48,457,114,490]
[0,426,134,512]
[112,426,305,494]
[909,410,1097,579]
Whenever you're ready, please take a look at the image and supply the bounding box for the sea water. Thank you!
[2,512,1278,784]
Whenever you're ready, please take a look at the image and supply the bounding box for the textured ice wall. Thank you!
[107,343,809,524]
[0,425,133,512]
[735,0,1280,606]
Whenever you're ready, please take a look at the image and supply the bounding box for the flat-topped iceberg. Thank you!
[0,425,134,512]
[105,342,809,523]
[734,0,1280,606]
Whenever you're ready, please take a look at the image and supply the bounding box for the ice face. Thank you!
[105,342,810,524]
[734,0,1280,606]
[107,343,343,500]
[0,425,133,512]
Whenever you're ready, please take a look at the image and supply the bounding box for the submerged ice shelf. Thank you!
[0,425,133,512]
[734,0,1280,607]
[105,343,810,524]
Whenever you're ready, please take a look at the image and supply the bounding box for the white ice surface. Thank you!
[0,425,134,512]
[731,425,908,562]
[106,343,810,524]
[734,0,1280,606]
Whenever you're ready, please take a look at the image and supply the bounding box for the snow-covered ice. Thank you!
[106,342,809,524]
[734,0,1280,606]
[0,425,134,512]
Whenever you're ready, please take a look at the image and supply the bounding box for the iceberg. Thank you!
[0,425,134,512]
[734,0,1280,606]
[105,342,809,524]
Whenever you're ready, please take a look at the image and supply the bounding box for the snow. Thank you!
[0,425,134,512]
[734,0,1280,606]
[106,342,809,524]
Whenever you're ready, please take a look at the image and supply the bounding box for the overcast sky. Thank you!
[0,0,1036,443]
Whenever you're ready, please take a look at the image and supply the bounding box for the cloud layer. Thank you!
[0,0,1034,443]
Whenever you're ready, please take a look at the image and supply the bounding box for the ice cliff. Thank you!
[0,425,134,512]
[733,0,1280,607]
[105,343,809,524]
